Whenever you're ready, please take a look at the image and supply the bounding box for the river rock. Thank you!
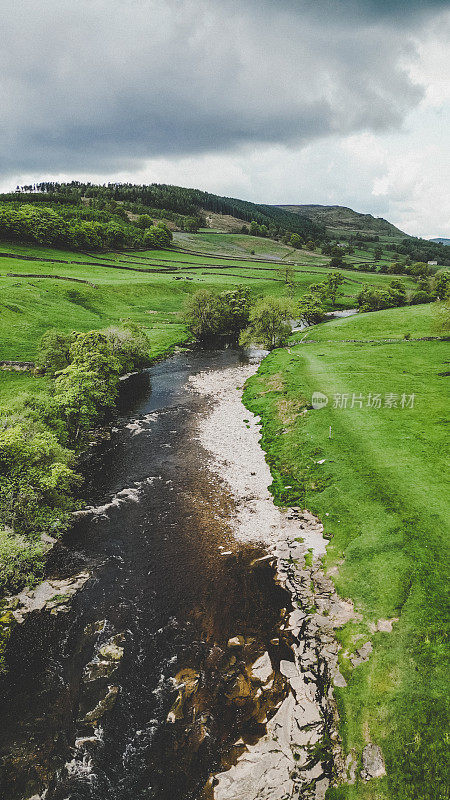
[350,641,373,667]
[225,673,252,703]
[99,641,124,661]
[227,636,245,648]
[250,652,273,683]
[9,572,90,623]
[279,659,298,679]
[83,685,119,724]
[360,743,386,780]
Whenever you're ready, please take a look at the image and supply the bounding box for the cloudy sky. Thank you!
[1,0,449,237]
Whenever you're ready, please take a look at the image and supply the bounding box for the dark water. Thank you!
[0,349,292,800]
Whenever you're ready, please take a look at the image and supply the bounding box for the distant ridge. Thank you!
[274,203,407,238]
[430,237,450,245]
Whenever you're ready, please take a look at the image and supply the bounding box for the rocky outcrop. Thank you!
[209,514,352,800]
[4,571,90,624]
[361,743,386,781]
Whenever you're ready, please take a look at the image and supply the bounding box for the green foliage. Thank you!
[35,329,75,376]
[298,292,326,324]
[0,423,79,536]
[410,290,432,305]
[290,233,302,248]
[0,530,46,596]
[241,296,293,350]
[326,272,345,304]
[219,286,253,340]
[105,322,151,372]
[0,202,173,253]
[277,264,296,285]
[433,270,450,300]
[184,286,253,342]
[183,289,225,341]
[142,222,173,249]
[357,279,408,312]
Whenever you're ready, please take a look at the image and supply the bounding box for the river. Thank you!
[0,346,343,800]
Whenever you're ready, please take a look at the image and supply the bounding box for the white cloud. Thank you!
[0,2,448,239]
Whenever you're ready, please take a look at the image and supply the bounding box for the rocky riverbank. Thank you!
[188,360,360,798]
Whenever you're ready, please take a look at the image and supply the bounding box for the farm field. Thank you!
[0,236,408,362]
[243,303,449,799]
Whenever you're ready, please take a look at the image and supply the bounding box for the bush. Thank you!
[35,329,75,376]
[410,291,432,305]
[0,529,46,596]
[0,423,79,536]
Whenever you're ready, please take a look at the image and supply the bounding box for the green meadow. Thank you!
[0,237,404,363]
[243,303,449,799]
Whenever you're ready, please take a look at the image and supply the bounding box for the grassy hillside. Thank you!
[0,237,410,362]
[10,182,326,240]
[299,303,440,342]
[276,204,406,239]
[243,304,449,799]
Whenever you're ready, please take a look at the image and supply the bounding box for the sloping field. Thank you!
[0,240,404,361]
[243,304,449,799]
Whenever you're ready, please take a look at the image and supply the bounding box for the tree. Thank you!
[54,365,116,444]
[241,297,292,350]
[276,264,296,297]
[184,290,224,341]
[105,322,150,372]
[69,331,121,380]
[297,293,326,325]
[325,272,345,305]
[433,270,450,300]
[0,423,79,535]
[182,217,200,233]
[35,329,75,376]
[388,279,407,306]
[219,286,253,341]
[136,214,152,229]
[290,233,302,249]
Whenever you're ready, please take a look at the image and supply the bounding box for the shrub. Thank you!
[35,329,75,376]
[0,529,46,596]
[0,423,79,536]
[410,291,432,305]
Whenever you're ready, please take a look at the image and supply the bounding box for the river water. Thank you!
[0,348,301,800]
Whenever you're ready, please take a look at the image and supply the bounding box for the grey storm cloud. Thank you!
[0,0,446,178]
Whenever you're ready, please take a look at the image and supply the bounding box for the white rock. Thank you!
[251,652,273,683]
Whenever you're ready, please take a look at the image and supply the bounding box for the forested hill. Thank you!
[275,203,407,238]
[11,182,325,240]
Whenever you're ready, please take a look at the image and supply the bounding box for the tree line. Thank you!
[0,203,173,251]
[15,181,326,240]
[0,324,151,597]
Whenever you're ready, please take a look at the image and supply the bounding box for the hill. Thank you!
[9,182,326,241]
[430,237,450,245]
[275,203,407,239]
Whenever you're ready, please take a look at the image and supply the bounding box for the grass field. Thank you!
[243,304,449,799]
[0,237,412,363]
